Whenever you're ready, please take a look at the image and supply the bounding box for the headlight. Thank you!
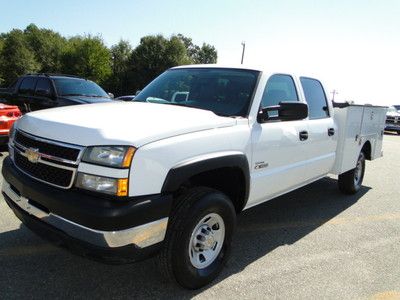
[76,173,128,196]
[82,146,135,168]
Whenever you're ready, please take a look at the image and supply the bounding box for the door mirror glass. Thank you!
[258,101,308,123]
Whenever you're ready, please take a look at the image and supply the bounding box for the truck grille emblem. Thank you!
[25,148,40,163]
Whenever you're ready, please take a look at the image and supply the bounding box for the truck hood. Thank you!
[16,102,237,147]
[387,111,400,117]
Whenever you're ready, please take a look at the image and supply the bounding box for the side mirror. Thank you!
[108,92,114,99]
[258,101,308,123]
[135,90,142,96]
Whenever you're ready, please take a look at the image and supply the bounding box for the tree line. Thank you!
[0,24,218,96]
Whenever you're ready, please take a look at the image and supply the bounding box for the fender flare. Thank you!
[161,153,250,208]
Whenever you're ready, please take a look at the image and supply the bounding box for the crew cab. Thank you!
[0,74,113,113]
[1,65,386,289]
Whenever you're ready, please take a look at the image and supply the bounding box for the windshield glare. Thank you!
[54,78,109,97]
[134,68,260,117]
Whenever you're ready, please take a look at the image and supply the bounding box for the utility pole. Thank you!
[241,41,246,64]
[331,89,338,101]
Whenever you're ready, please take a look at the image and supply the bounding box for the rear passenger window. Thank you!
[35,78,52,96]
[19,77,36,95]
[261,74,298,108]
[300,77,329,119]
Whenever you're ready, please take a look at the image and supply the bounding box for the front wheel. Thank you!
[338,151,366,194]
[158,187,236,289]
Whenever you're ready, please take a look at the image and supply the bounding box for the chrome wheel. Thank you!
[354,153,364,187]
[188,213,225,269]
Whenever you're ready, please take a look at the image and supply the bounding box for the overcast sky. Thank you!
[1,0,399,106]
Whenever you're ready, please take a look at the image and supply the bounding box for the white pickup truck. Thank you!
[1,65,386,289]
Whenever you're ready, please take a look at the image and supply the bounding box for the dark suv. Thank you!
[0,74,113,113]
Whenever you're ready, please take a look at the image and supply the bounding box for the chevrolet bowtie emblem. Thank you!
[25,148,40,163]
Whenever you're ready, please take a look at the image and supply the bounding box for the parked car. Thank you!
[0,74,113,113]
[2,65,386,289]
[115,95,135,101]
[385,106,400,134]
[0,103,21,143]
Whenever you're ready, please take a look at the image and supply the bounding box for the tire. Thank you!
[338,151,366,194]
[158,187,236,289]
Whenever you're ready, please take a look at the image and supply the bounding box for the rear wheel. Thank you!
[338,151,365,194]
[158,187,236,289]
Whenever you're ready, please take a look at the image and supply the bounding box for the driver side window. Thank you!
[261,74,298,108]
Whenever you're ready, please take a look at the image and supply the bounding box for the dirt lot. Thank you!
[0,135,399,299]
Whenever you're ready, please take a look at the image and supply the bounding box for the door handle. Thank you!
[328,128,335,136]
[299,130,308,141]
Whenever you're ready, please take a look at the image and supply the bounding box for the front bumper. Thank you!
[2,156,173,262]
[385,124,400,131]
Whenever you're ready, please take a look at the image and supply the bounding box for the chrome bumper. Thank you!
[2,180,168,248]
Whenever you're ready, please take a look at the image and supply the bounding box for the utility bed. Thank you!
[331,103,387,175]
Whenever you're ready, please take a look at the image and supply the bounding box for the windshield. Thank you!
[394,105,400,111]
[134,68,260,117]
[54,78,109,97]
[388,106,398,113]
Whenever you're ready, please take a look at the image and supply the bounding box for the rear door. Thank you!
[32,78,57,111]
[16,77,37,113]
[248,74,311,207]
[300,77,336,178]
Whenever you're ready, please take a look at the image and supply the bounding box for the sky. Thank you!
[1,0,399,106]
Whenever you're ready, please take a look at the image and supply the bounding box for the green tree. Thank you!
[62,35,112,84]
[175,34,218,64]
[195,43,218,64]
[128,34,191,90]
[24,24,67,73]
[0,29,39,86]
[0,36,4,86]
[106,39,132,95]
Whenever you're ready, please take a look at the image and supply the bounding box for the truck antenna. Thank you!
[331,89,339,101]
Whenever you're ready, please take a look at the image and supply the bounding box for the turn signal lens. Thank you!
[122,147,136,168]
[117,178,129,196]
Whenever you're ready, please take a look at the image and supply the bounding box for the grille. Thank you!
[386,116,399,124]
[15,131,80,162]
[15,151,74,188]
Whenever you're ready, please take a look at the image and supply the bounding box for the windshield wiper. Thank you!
[62,93,105,97]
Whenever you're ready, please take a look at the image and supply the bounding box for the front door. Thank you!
[247,74,312,208]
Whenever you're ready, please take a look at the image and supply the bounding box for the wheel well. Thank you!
[362,141,372,160]
[179,167,247,213]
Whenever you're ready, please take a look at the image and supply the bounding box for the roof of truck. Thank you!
[171,64,264,72]
[170,64,310,78]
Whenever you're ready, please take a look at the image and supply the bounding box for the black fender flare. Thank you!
[161,154,250,209]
